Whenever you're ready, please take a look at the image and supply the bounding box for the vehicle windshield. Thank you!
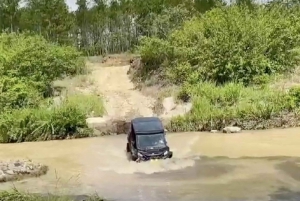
[136,133,166,149]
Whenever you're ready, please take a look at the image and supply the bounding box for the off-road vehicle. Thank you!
[126,117,173,162]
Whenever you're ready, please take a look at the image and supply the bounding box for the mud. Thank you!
[1,128,300,200]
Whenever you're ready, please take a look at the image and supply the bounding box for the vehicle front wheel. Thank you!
[131,155,138,161]
[126,143,130,152]
[168,151,173,158]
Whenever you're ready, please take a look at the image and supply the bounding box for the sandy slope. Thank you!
[88,64,155,119]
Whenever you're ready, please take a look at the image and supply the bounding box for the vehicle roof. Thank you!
[131,117,164,134]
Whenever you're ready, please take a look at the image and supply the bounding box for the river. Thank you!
[1,128,300,201]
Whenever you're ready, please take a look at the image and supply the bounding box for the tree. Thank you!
[76,0,89,49]
[0,0,21,32]
[24,0,74,44]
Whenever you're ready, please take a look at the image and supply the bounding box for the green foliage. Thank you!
[0,0,226,55]
[0,100,92,143]
[25,0,75,45]
[134,4,300,132]
[137,37,172,72]
[0,33,84,102]
[0,77,42,110]
[65,94,105,117]
[168,82,296,131]
[287,86,300,108]
[0,190,105,201]
[0,32,99,143]
[138,5,300,85]
[137,4,194,39]
[0,33,84,84]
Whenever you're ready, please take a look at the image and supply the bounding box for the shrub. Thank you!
[0,33,97,143]
[140,4,194,39]
[137,37,172,75]
[0,77,42,111]
[134,5,300,131]
[0,190,104,201]
[137,5,300,85]
[64,94,106,117]
[0,102,92,143]
[0,33,85,97]
[167,82,296,131]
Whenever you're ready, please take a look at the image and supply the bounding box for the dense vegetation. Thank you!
[0,33,104,143]
[0,0,256,55]
[1,0,300,139]
[134,2,300,131]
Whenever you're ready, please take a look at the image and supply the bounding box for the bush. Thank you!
[64,94,105,117]
[140,4,194,39]
[167,82,299,132]
[137,5,300,85]
[0,190,104,201]
[134,4,300,131]
[0,77,42,111]
[0,33,99,143]
[0,103,92,143]
[0,33,85,98]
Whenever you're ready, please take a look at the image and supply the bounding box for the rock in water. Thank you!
[0,159,48,182]
[222,126,242,133]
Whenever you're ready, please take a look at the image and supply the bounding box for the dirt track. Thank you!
[88,63,155,119]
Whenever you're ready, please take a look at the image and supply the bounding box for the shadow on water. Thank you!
[269,188,300,201]
[64,188,300,201]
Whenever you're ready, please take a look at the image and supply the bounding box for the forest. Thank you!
[0,0,267,55]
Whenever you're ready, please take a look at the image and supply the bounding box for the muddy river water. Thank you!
[1,128,300,201]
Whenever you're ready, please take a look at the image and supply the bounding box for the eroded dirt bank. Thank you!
[85,57,191,134]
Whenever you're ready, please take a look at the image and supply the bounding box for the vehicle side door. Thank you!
[130,132,137,154]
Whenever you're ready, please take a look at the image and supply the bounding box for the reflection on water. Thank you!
[1,128,300,200]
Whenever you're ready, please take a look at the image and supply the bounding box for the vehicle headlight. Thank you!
[137,152,143,157]
[163,151,168,156]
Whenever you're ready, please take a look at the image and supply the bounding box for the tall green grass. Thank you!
[0,33,106,143]
[64,94,105,117]
[0,190,104,201]
[168,82,298,131]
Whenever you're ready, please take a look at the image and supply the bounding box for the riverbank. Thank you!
[129,4,300,133]
[0,191,104,201]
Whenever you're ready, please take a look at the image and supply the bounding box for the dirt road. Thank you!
[88,63,155,119]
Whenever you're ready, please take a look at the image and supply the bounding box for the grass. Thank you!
[0,190,105,201]
[64,94,105,117]
[167,82,300,132]
[52,63,105,118]
[271,67,300,92]
[53,74,95,92]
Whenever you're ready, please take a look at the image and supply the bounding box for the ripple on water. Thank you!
[95,155,200,174]
[2,130,300,201]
